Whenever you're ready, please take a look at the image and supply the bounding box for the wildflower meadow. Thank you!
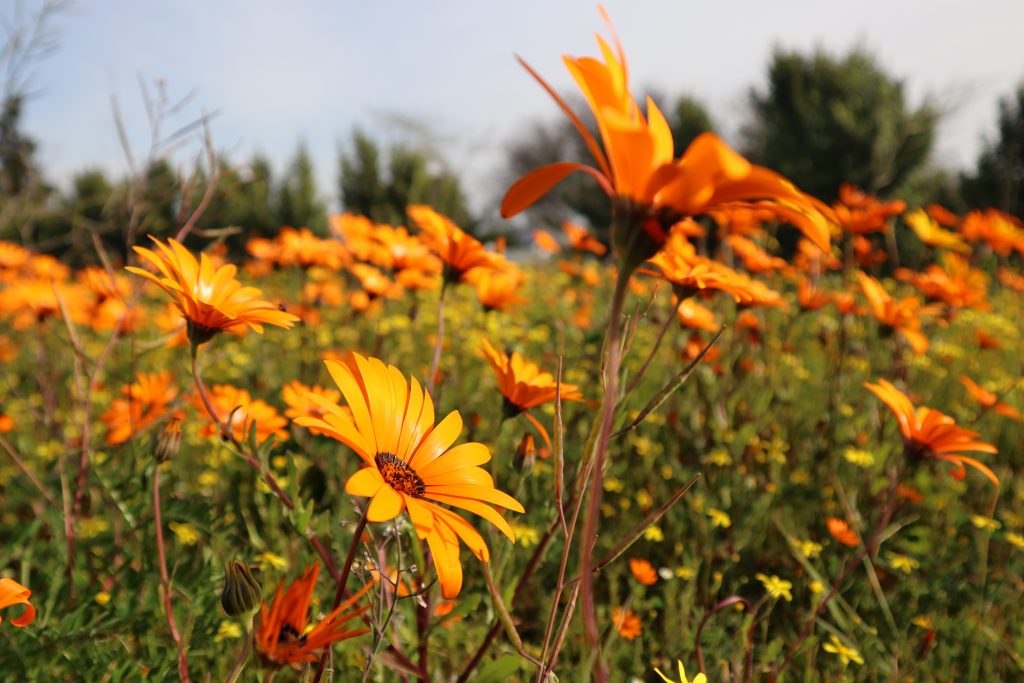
[1,3,1023,682]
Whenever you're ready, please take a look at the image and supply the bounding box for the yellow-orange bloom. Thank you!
[254,564,371,668]
[959,376,1022,421]
[480,338,583,415]
[865,379,999,485]
[904,208,970,253]
[827,517,860,548]
[833,184,905,235]
[282,381,344,436]
[100,371,179,445]
[501,10,832,271]
[0,578,35,627]
[563,221,607,256]
[296,354,524,599]
[468,267,526,312]
[857,272,934,354]
[194,384,289,444]
[126,237,298,345]
[408,205,498,283]
[629,558,658,586]
[611,606,642,640]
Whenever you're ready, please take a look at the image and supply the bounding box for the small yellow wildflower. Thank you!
[674,566,696,580]
[755,573,793,602]
[660,465,674,479]
[169,522,200,546]
[886,552,920,574]
[790,469,810,485]
[636,490,654,510]
[1006,532,1024,550]
[214,620,243,642]
[797,539,823,559]
[197,470,219,488]
[809,581,824,594]
[95,592,111,606]
[843,448,875,468]
[971,515,1001,532]
[257,551,287,570]
[643,524,664,542]
[509,523,540,548]
[707,508,731,528]
[603,477,624,493]
[703,450,732,467]
[822,634,864,666]
[911,615,934,629]
[654,659,707,683]
[79,517,110,539]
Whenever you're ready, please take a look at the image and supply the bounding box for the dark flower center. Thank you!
[278,623,307,646]
[904,439,933,463]
[375,453,425,496]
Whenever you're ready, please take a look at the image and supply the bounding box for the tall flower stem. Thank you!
[580,265,632,682]
[311,509,370,683]
[153,465,190,682]
[426,283,448,398]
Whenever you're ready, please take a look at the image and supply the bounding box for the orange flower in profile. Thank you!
[282,381,344,436]
[467,267,526,312]
[276,227,350,270]
[857,272,933,354]
[296,354,525,599]
[959,376,1022,421]
[408,205,498,283]
[611,607,642,640]
[865,379,999,485]
[904,208,970,254]
[0,577,36,627]
[533,229,562,254]
[629,558,658,586]
[480,338,583,416]
[254,564,371,669]
[0,279,90,330]
[100,371,179,445]
[827,517,860,548]
[833,184,905,235]
[562,221,607,256]
[194,384,289,444]
[725,235,787,274]
[126,236,298,346]
[500,9,832,271]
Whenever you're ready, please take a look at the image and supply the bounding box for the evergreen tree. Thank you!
[277,143,327,234]
[961,84,1024,217]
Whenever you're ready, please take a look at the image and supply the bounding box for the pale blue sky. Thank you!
[19,0,1024,212]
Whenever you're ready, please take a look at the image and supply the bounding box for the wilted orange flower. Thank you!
[865,379,999,485]
[857,272,933,354]
[959,376,1022,421]
[100,371,179,445]
[408,205,498,283]
[904,208,970,253]
[254,563,371,669]
[194,384,289,444]
[296,354,524,599]
[500,8,832,271]
[629,558,658,586]
[126,237,298,346]
[0,578,35,627]
[611,606,642,640]
[562,221,607,256]
[827,517,860,548]
[282,381,344,436]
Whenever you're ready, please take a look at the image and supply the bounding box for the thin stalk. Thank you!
[153,466,190,682]
[624,303,676,396]
[426,283,447,398]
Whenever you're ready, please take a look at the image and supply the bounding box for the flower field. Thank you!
[2,8,1024,683]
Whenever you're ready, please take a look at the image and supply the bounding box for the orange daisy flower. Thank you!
[0,578,35,627]
[857,272,933,355]
[126,236,298,346]
[282,381,345,437]
[611,607,642,640]
[194,384,289,444]
[959,376,1022,421]
[832,184,906,235]
[100,371,179,445]
[407,205,498,283]
[827,517,860,548]
[629,558,658,586]
[904,208,970,254]
[675,298,719,332]
[500,9,832,271]
[254,563,371,669]
[295,354,525,599]
[533,229,562,254]
[562,221,607,256]
[865,379,999,485]
[468,267,526,312]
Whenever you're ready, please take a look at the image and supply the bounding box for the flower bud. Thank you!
[154,417,182,464]
[514,433,536,473]
[221,561,262,618]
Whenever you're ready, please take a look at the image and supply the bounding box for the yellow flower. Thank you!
[257,552,287,570]
[822,634,864,667]
[797,539,823,559]
[703,450,732,467]
[509,523,540,548]
[643,525,664,542]
[790,469,811,485]
[604,477,624,493]
[636,490,654,509]
[707,508,731,528]
[755,573,793,602]
[886,552,920,574]
[843,448,875,468]
[214,620,243,642]
[169,522,200,546]
[971,515,1001,532]
[675,566,696,580]
[1006,532,1024,550]
[654,659,707,683]
[95,592,111,606]
[79,517,110,539]
[912,615,934,629]
[809,581,824,594]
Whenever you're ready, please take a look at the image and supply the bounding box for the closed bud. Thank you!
[221,561,262,617]
[154,417,182,464]
[514,433,536,472]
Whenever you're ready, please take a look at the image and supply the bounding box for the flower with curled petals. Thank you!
[0,578,35,627]
[126,236,298,346]
[296,353,524,599]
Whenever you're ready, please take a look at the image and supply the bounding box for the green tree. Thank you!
[961,84,1024,217]
[338,129,472,228]
[277,143,327,234]
[743,48,938,201]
